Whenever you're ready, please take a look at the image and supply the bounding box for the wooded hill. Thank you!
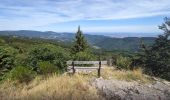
[0,30,156,52]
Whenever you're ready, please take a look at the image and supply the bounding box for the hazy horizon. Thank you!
[0,29,161,37]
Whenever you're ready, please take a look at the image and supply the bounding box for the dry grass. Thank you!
[101,67,152,83]
[0,67,153,100]
[70,67,152,83]
[0,74,102,100]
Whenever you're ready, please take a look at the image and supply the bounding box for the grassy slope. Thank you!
[0,68,152,100]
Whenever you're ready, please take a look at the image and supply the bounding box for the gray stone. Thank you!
[92,79,170,100]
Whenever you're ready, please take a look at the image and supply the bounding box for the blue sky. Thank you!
[0,0,170,35]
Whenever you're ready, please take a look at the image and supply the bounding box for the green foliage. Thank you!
[137,17,170,80]
[73,51,97,61]
[0,46,17,76]
[27,45,70,73]
[14,54,28,66]
[38,61,58,75]
[72,26,88,53]
[115,55,132,69]
[0,36,71,82]
[53,59,67,72]
[0,38,5,44]
[7,66,36,83]
[29,47,56,61]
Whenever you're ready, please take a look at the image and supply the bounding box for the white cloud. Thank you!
[0,0,170,31]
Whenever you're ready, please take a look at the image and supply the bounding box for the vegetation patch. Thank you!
[6,66,36,83]
[100,68,152,83]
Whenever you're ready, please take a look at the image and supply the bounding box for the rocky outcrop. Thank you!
[92,78,170,100]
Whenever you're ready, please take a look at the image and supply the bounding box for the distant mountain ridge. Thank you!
[0,30,156,52]
[87,32,159,38]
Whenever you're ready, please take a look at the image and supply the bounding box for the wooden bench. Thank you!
[66,61,107,77]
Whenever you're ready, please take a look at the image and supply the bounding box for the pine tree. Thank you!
[72,26,88,53]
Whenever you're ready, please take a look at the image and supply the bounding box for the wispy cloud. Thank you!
[0,0,170,31]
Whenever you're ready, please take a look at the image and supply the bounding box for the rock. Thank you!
[92,79,170,100]
[152,81,169,91]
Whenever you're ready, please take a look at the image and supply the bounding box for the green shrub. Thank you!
[53,60,67,72]
[27,45,70,73]
[14,54,29,66]
[7,66,36,83]
[0,46,18,76]
[0,38,5,44]
[38,61,59,75]
[115,56,132,69]
[73,51,97,61]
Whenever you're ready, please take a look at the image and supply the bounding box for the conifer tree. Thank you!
[137,17,170,80]
[72,26,88,53]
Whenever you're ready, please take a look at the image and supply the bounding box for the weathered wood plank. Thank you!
[66,61,107,65]
[68,66,103,69]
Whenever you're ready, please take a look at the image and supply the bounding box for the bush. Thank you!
[38,61,59,75]
[0,38,5,44]
[14,54,29,66]
[7,66,36,83]
[115,56,132,69]
[0,46,17,76]
[53,60,67,72]
[73,51,97,61]
[27,45,70,73]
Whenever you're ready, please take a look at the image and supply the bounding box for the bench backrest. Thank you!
[66,61,107,65]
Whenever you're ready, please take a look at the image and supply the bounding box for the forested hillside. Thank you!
[0,30,156,52]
